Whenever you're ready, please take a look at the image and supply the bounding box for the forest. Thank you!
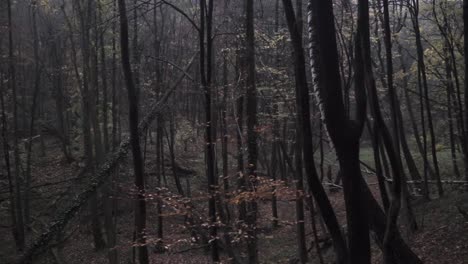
[1,0,468,263]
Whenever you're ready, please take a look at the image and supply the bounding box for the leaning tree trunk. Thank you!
[409,0,444,196]
[309,0,371,262]
[284,1,350,263]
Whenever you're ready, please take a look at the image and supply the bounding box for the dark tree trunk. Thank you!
[199,0,220,261]
[409,0,444,196]
[381,0,404,261]
[103,4,119,254]
[165,117,184,196]
[463,0,468,191]
[444,43,461,178]
[368,120,390,211]
[7,0,25,252]
[117,0,149,262]
[1,71,20,252]
[236,92,247,221]
[51,36,72,162]
[111,0,119,150]
[285,1,350,263]
[294,141,308,263]
[396,98,422,183]
[270,140,279,228]
[309,0,371,262]
[99,1,110,153]
[244,0,259,262]
[221,53,229,196]
[153,1,164,251]
[24,1,42,227]
[155,118,164,252]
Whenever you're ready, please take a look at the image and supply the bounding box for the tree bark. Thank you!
[7,0,25,252]
[463,0,468,191]
[117,0,149,262]
[1,71,20,252]
[199,0,220,261]
[244,0,259,262]
[408,0,444,196]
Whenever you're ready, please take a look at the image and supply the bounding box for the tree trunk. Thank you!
[165,116,184,195]
[199,0,220,261]
[117,0,149,262]
[409,1,444,196]
[444,42,461,178]
[155,118,164,252]
[288,1,350,263]
[294,141,307,263]
[111,0,119,150]
[99,1,110,153]
[7,0,25,252]
[463,0,468,191]
[244,0,259,262]
[368,120,390,211]
[24,1,42,227]
[1,71,20,252]
[51,36,72,161]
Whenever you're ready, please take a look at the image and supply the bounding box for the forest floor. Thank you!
[1,135,468,264]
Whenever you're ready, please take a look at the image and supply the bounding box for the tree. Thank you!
[117,0,149,263]
[464,0,468,192]
[308,0,370,262]
[199,0,220,261]
[3,1,464,263]
[407,0,444,197]
[284,0,349,263]
[244,0,259,262]
[7,0,25,252]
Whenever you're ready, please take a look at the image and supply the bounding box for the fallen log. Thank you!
[386,179,468,185]
[16,55,195,264]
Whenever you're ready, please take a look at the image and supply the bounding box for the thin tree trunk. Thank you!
[221,53,229,195]
[270,141,279,228]
[103,9,118,254]
[368,120,390,211]
[199,0,220,261]
[51,36,72,162]
[397,40,431,199]
[409,1,444,196]
[294,141,307,263]
[117,0,149,262]
[463,0,468,191]
[164,117,184,195]
[24,1,42,227]
[99,2,110,153]
[155,119,164,252]
[111,0,119,150]
[396,98,422,183]
[1,71,20,252]
[154,1,164,252]
[244,0,259,262]
[444,42,461,178]
[381,0,404,261]
[7,0,25,251]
